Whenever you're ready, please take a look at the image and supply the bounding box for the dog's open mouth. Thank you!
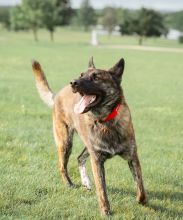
[74,94,99,114]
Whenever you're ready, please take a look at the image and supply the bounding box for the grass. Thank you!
[0,28,183,220]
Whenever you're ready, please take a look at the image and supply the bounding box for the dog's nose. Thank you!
[70,80,78,87]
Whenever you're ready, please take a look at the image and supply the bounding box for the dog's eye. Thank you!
[92,73,98,81]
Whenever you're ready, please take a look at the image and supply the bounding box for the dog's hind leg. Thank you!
[128,152,147,205]
[77,147,91,190]
[53,112,74,187]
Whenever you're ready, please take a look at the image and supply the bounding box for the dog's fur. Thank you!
[32,58,147,216]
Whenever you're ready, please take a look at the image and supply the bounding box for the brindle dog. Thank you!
[32,57,147,216]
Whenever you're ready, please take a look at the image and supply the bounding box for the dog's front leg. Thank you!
[90,153,110,217]
[77,147,91,190]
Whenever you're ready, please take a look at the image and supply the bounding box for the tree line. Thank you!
[0,0,183,44]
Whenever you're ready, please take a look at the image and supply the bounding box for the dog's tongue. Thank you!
[74,95,96,114]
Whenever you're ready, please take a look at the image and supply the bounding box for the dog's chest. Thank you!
[89,122,129,155]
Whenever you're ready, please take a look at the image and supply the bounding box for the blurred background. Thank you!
[0,0,183,45]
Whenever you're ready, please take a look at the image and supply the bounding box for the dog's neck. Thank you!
[89,96,125,122]
[102,103,121,122]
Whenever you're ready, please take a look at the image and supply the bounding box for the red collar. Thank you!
[102,103,121,122]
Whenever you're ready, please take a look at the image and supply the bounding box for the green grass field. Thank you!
[0,28,183,220]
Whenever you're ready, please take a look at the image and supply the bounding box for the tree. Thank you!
[10,0,43,41]
[119,9,138,35]
[0,6,11,30]
[102,7,118,36]
[41,0,59,41]
[120,8,167,45]
[41,0,74,41]
[164,10,183,32]
[22,0,44,41]
[10,5,29,31]
[179,35,183,44]
[56,0,73,26]
[137,8,167,44]
[77,0,96,31]
[10,0,74,41]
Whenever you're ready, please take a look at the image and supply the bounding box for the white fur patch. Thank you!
[79,165,91,190]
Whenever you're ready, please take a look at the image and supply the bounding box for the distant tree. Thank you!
[22,0,44,41]
[56,0,73,26]
[0,7,11,30]
[164,10,183,32]
[102,7,118,36]
[77,0,96,31]
[120,8,167,45]
[136,8,167,44]
[10,5,29,31]
[41,0,59,41]
[119,9,138,35]
[179,35,183,44]
[11,0,43,41]
[10,0,75,41]
[120,18,133,35]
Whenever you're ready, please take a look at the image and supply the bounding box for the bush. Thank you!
[178,35,183,44]
[0,6,11,29]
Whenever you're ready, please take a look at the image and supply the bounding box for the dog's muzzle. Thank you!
[70,80,80,93]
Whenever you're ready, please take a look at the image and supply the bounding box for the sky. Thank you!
[0,0,183,12]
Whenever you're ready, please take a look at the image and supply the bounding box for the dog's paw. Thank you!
[101,209,111,217]
[137,193,148,205]
[82,177,92,190]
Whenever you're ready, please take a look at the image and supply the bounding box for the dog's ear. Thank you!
[109,58,125,83]
[88,56,96,69]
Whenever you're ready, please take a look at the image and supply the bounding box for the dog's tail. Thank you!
[32,60,54,108]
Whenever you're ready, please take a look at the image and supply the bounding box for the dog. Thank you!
[31,57,147,216]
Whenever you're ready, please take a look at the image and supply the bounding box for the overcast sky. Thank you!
[0,0,183,11]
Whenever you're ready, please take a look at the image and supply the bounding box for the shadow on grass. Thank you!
[0,198,36,216]
[148,203,183,219]
[108,186,183,202]
[147,190,183,218]
[149,190,183,202]
[108,186,183,218]
[15,198,36,205]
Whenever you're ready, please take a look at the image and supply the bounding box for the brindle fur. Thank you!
[32,58,147,216]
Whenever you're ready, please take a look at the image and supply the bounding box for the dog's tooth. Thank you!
[88,95,96,104]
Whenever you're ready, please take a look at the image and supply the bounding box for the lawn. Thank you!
[0,28,183,220]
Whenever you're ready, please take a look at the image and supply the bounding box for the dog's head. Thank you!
[70,57,125,116]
